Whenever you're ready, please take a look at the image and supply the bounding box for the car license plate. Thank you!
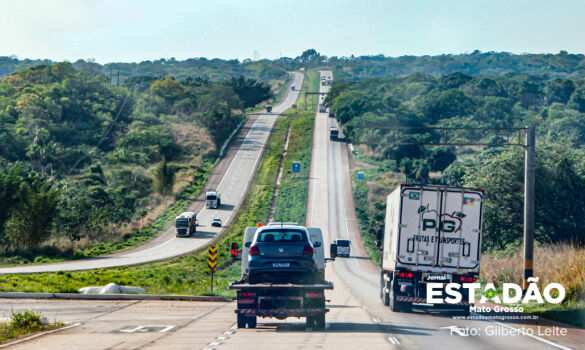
[423,273,450,283]
[273,262,290,268]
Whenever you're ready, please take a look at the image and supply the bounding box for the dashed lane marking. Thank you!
[387,336,400,345]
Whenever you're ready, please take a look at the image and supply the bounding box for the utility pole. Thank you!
[117,67,120,87]
[523,126,536,290]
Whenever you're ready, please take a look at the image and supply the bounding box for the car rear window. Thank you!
[256,229,307,243]
[337,240,350,247]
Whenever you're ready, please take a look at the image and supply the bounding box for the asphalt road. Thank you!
[0,72,304,274]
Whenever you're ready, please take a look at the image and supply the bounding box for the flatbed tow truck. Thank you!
[230,224,335,329]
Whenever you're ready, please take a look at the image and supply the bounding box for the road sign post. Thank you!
[208,246,218,293]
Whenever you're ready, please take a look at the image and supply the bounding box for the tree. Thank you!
[152,157,175,195]
[224,76,272,108]
[4,172,60,249]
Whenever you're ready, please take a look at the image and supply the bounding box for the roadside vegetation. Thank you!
[0,310,62,344]
[0,105,294,297]
[0,63,275,264]
[0,72,316,297]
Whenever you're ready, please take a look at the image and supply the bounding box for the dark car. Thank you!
[247,227,317,284]
[211,217,222,227]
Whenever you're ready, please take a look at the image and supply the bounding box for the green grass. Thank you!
[0,311,62,343]
[0,110,293,297]
[273,111,314,223]
[351,168,383,266]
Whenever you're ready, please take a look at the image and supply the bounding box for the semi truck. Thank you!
[205,191,221,209]
[175,212,196,237]
[329,127,339,141]
[230,223,334,329]
[378,184,483,315]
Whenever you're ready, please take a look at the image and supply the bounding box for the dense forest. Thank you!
[326,71,585,250]
[3,50,585,85]
[0,62,272,258]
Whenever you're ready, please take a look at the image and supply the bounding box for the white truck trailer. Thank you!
[379,184,484,314]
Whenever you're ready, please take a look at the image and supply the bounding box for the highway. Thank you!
[0,71,581,350]
[0,72,304,274]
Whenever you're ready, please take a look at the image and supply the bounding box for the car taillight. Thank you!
[250,245,260,255]
[396,271,414,278]
[238,291,256,298]
[303,244,314,255]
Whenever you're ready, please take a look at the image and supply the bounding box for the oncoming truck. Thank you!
[206,191,221,209]
[379,184,483,315]
[175,212,196,237]
[230,223,334,329]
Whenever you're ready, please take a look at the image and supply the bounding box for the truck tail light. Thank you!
[397,271,414,279]
[302,244,314,255]
[305,292,324,298]
[250,245,260,255]
[457,275,476,283]
[238,291,256,298]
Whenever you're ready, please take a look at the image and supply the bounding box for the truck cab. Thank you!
[175,212,196,237]
[206,191,221,209]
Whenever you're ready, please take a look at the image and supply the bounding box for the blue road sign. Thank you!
[292,161,301,173]
[357,172,365,180]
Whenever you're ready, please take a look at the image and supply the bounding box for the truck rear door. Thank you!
[398,186,482,270]
[398,186,440,266]
[437,189,482,269]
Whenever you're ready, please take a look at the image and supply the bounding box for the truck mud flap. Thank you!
[236,308,329,317]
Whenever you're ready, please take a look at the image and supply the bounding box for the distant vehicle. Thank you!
[206,191,221,209]
[328,110,335,118]
[211,217,222,227]
[266,104,272,112]
[321,81,326,86]
[230,224,335,329]
[291,85,295,91]
[175,212,196,237]
[333,239,351,257]
[319,104,327,113]
[379,184,484,315]
[329,127,339,141]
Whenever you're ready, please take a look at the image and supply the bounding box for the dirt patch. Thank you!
[349,156,378,172]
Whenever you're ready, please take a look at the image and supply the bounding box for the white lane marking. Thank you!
[494,322,573,350]
[208,341,222,346]
[387,336,400,345]
[372,318,380,323]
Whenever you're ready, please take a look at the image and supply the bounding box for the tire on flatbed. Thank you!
[247,315,257,328]
[237,313,247,328]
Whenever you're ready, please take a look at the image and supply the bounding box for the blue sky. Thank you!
[1,0,583,64]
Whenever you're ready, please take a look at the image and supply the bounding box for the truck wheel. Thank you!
[380,274,390,306]
[237,313,247,328]
[306,316,315,328]
[247,315,257,328]
[459,306,470,317]
[315,314,325,330]
[389,293,401,312]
